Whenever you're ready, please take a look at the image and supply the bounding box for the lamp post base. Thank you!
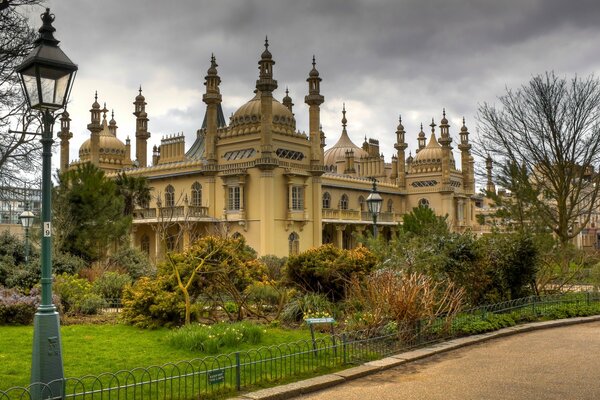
[30,307,64,400]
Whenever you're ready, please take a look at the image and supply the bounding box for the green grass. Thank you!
[0,322,316,389]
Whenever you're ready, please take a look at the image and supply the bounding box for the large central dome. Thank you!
[229,91,296,136]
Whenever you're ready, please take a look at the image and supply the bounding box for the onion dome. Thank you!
[229,90,296,135]
[135,86,145,102]
[207,53,218,75]
[79,111,130,168]
[441,108,448,125]
[397,115,404,132]
[323,104,369,167]
[261,36,272,60]
[91,91,100,109]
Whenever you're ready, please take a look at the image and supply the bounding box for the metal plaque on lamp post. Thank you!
[15,8,77,398]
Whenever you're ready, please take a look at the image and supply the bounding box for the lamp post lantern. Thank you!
[19,206,35,263]
[366,178,383,238]
[16,8,77,396]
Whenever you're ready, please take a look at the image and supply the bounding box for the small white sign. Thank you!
[43,222,51,237]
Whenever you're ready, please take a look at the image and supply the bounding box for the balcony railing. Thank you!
[322,209,401,224]
[132,206,211,222]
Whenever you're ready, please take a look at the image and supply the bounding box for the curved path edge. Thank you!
[231,315,600,400]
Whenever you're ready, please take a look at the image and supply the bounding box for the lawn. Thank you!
[0,321,315,389]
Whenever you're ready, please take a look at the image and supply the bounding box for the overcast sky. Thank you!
[27,0,600,170]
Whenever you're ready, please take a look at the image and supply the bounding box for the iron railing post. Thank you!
[235,352,241,391]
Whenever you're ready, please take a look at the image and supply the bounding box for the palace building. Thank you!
[58,40,480,260]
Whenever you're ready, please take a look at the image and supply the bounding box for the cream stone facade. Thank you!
[59,41,481,261]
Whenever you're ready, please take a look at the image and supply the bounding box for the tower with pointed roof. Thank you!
[134,87,150,167]
[87,92,102,165]
[438,110,453,188]
[394,115,407,190]
[255,37,278,167]
[57,110,72,173]
[203,54,221,167]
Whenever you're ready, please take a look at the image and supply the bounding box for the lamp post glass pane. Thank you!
[21,70,40,108]
[20,65,73,111]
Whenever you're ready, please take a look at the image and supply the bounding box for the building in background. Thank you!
[59,41,480,260]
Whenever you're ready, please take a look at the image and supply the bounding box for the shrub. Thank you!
[3,262,40,291]
[285,244,377,301]
[53,251,87,275]
[53,273,106,315]
[281,292,335,323]
[107,246,154,280]
[93,271,132,301]
[0,287,38,325]
[259,255,287,281]
[121,276,185,328]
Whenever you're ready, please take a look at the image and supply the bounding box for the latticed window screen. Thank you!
[322,192,331,209]
[165,185,175,207]
[228,186,240,210]
[340,194,349,210]
[191,182,202,206]
[291,186,304,210]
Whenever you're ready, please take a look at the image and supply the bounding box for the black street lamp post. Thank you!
[15,8,77,397]
[19,205,35,263]
[366,178,383,238]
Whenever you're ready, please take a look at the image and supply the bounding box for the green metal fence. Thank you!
[2,292,599,400]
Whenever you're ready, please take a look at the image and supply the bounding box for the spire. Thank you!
[282,87,294,113]
[256,37,277,93]
[306,55,323,97]
[417,123,426,151]
[341,103,347,131]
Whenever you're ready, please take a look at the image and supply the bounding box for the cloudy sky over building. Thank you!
[32,0,600,168]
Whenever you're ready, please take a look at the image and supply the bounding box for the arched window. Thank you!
[289,232,300,255]
[140,234,150,255]
[358,196,365,212]
[340,194,349,210]
[165,185,175,207]
[322,192,331,209]
[419,198,429,208]
[191,182,202,207]
[387,199,394,213]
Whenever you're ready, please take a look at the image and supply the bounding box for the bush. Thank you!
[121,276,184,328]
[259,255,287,281]
[281,292,335,323]
[93,271,132,301]
[3,262,40,291]
[53,273,106,315]
[53,251,87,275]
[285,245,377,301]
[107,246,154,280]
[0,287,38,325]
[166,322,265,353]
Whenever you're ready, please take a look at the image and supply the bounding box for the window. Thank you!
[228,186,240,210]
[387,199,394,213]
[322,192,331,209]
[340,194,349,210]
[418,198,429,208]
[358,196,365,212]
[140,234,150,255]
[291,186,304,210]
[165,185,175,207]
[289,232,300,255]
[191,182,202,207]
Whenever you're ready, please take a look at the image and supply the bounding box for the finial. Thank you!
[342,103,347,129]
[430,118,436,131]
[399,115,402,123]
[312,55,316,68]
[463,116,465,125]
[36,8,59,46]
[264,36,269,49]
[443,108,446,118]
[111,109,114,119]
[285,87,289,96]
[139,85,142,95]
[94,91,98,102]
[420,123,423,130]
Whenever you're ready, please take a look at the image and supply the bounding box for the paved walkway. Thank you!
[297,321,600,400]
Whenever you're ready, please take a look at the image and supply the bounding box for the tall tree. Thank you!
[0,1,45,191]
[53,164,131,261]
[477,72,600,248]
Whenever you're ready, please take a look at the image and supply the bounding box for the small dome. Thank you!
[229,91,296,135]
[396,116,404,132]
[79,120,128,165]
[323,135,369,167]
[135,86,145,102]
[413,133,455,168]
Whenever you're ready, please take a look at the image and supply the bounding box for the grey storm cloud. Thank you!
[39,0,600,168]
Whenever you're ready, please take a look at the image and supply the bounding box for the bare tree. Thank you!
[477,72,600,248]
[0,1,45,192]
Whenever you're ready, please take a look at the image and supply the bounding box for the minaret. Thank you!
[282,87,294,114]
[256,37,278,166]
[458,117,474,195]
[87,92,102,165]
[438,110,453,186]
[486,155,496,195]
[133,87,150,167]
[417,123,426,151]
[203,54,222,166]
[305,55,325,167]
[394,115,407,190]
[108,110,117,136]
[57,110,72,173]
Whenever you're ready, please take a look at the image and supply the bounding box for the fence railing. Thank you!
[2,292,599,400]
